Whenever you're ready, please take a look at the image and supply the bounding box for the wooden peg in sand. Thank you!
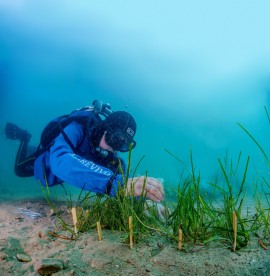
[71,207,78,234]
[178,226,183,250]
[97,221,102,241]
[129,216,133,249]
[232,210,237,252]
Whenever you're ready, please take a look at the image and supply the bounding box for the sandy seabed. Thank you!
[0,199,270,276]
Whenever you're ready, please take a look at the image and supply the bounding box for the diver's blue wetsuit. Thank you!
[34,121,125,196]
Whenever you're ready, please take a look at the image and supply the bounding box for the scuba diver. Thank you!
[5,100,164,203]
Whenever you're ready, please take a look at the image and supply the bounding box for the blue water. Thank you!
[1,1,270,201]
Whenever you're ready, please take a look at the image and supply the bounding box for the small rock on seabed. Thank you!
[16,253,32,262]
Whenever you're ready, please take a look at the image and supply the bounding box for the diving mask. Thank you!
[105,128,136,152]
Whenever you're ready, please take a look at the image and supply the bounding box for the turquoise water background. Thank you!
[1,1,270,201]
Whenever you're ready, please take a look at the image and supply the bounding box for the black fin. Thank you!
[5,122,31,141]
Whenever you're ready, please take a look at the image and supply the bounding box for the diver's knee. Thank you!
[14,167,25,177]
[15,164,34,177]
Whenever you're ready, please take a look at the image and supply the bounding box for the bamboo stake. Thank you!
[232,210,237,252]
[71,207,78,234]
[97,221,102,241]
[129,216,133,249]
[178,227,183,250]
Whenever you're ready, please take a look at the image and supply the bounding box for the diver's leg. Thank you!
[14,140,37,177]
[5,122,35,177]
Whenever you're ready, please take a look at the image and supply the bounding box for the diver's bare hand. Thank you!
[126,177,164,202]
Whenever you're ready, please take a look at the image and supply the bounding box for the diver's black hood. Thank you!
[90,121,106,149]
[90,111,137,152]
[103,111,136,140]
